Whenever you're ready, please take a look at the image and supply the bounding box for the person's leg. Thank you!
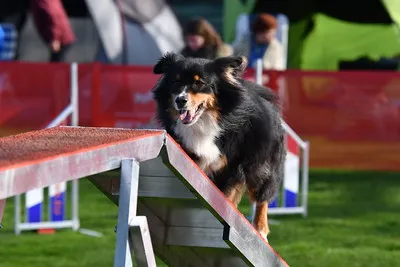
[50,50,61,62]
[50,44,71,62]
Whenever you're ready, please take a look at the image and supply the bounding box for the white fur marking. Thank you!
[173,111,222,172]
[173,89,187,110]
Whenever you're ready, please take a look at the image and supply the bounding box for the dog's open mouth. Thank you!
[179,102,205,124]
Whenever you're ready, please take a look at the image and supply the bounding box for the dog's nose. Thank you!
[175,95,188,108]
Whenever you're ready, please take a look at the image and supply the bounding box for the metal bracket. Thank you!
[114,159,156,267]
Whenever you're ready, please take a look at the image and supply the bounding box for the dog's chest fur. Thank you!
[173,112,223,173]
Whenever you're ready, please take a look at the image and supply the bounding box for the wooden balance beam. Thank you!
[0,126,288,267]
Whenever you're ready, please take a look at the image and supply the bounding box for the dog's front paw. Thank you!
[259,230,269,243]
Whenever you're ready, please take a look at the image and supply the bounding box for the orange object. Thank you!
[38,228,55,235]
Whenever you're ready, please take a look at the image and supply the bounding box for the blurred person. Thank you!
[181,17,232,60]
[233,13,284,70]
[30,0,76,62]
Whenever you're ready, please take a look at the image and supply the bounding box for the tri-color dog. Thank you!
[152,53,285,241]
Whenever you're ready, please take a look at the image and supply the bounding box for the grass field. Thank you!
[0,170,399,267]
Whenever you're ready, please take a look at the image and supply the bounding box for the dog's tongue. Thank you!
[179,110,194,123]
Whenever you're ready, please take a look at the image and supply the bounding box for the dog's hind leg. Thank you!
[248,189,270,242]
[225,182,246,208]
[253,202,270,241]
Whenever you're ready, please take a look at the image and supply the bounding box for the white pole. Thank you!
[46,105,74,128]
[70,62,80,230]
[281,119,307,148]
[281,24,289,69]
[14,195,21,235]
[70,62,79,127]
[71,179,80,231]
[301,142,310,217]
[255,58,263,85]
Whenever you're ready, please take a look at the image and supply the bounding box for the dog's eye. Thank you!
[194,79,204,86]
[193,75,205,86]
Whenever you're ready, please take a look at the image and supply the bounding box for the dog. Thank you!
[152,53,286,241]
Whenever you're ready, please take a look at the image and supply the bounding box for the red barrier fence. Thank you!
[274,70,400,170]
[0,62,70,135]
[1,62,399,171]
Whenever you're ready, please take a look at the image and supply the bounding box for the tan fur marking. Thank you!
[208,109,220,121]
[187,92,216,109]
[254,202,270,240]
[223,67,240,86]
[193,74,200,81]
[239,56,248,71]
[201,154,227,175]
[223,56,247,86]
[247,188,257,202]
[225,182,246,207]
[209,154,227,173]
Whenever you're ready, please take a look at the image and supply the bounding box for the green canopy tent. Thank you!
[223,0,400,70]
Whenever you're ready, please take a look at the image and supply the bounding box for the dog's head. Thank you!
[153,53,247,126]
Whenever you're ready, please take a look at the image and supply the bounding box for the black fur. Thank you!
[152,53,285,203]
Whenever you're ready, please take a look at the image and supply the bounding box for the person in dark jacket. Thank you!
[30,0,76,62]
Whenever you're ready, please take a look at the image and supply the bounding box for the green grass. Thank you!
[0,170,399,267]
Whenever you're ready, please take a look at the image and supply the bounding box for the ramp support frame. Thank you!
[114,158,156,267]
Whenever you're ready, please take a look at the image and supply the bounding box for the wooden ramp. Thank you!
[0,127,288,267]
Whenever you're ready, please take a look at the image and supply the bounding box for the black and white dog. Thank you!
[152,53,286,240]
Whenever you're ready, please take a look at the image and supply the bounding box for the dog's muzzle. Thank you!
[175,95,188,109]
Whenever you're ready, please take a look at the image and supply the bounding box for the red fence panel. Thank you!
[86,65,400,171]
[278,70,400,170]
[1,62,399,171]
[88,64,159,128]
[0,62,70,136]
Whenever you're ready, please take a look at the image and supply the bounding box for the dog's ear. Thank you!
[211,56,247,85]
[212,56,247,75]
[153,53,183,74]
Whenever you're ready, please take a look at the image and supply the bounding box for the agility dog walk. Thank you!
[0,127,288,267]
